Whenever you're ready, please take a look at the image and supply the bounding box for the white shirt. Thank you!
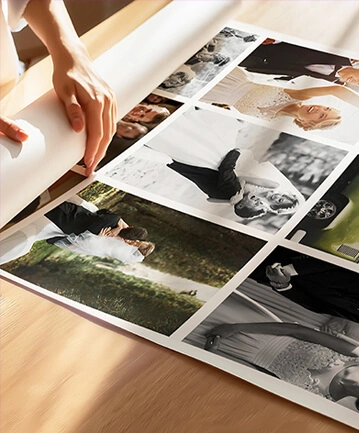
[0,0,29,88]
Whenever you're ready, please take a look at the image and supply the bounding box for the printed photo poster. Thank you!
[0,180,265,336]
[183,246,359,424]
[288,156,359,264]
[107,106,347,234]
[3,19,359,430]
[200,39,359,144]
[157,26,260,98]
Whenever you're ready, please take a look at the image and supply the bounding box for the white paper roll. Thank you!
[0,0,241,228]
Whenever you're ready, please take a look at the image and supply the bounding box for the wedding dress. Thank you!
[0,216,64,265]
[0,198,102,265]
[54,231,144,263]
[202,66,299,120]
[0,223,144,265]
[185,291,357,399]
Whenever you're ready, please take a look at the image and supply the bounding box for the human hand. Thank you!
[98,227,113,237]
[320,317,348,336]
[265,264,291,286]
[204,335,221,351]
[0,115,29,142]
[52,52,117,176]
[337,66,359,86]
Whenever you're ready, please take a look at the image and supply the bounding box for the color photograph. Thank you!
[240,39,359,92]
[0,181,265,335]
[201,47,359,144]
[288,156,359,263]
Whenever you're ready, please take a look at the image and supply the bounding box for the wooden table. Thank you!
[2,2,359,432]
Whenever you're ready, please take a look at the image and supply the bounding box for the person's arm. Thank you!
[216,149,241,196]
[285,85,359,108]
[23,0,117,175]
[103,219,128,237]
[218,149,240,169]
[117,218,129,231]
[240,176,279,189]
[209,322,359,357]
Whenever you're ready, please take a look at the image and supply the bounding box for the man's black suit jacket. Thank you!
[251,253,359,323]
[240,41,352,81]
[168,149,241,200]
[45,202,121,241]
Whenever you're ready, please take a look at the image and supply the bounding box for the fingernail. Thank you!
[85,156,94,168]
[72,117,83,132]
[15,129,29,142]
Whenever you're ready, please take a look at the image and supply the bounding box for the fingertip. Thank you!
[84,156,95,176]
[84,154,94,169]
[85,165,95,177]
[15,129,29,142]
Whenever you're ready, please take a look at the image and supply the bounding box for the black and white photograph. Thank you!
[157,27,259,98]
[184,248,359,414]
[107,106,347,234]
[249,246,359,323]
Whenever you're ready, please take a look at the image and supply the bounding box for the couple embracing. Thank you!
[0,199,155,265]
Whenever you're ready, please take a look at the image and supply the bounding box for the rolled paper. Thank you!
[0,0,241,227]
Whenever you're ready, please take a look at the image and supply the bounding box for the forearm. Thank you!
[23,0,88,65]
[241,176,279,189]
[287,85,359,108]
[19,0,116,175]
[211,322,359,357]
[331,85,359,108]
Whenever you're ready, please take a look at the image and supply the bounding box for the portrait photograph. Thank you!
[239,39,359,93]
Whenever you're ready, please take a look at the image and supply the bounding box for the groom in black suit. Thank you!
[250,247,359,323]
[168,149,241,201]
[45,202,147,243]
[240,40,358,85]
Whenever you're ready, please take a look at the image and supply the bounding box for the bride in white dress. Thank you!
[0,222,151,265]
[146,107,304,218]
[185,291,359,407]
[0,197,154,265]
[202,66,359,130]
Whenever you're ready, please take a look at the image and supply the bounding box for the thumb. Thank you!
[0,115,29,142]
[64,95,85,132]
